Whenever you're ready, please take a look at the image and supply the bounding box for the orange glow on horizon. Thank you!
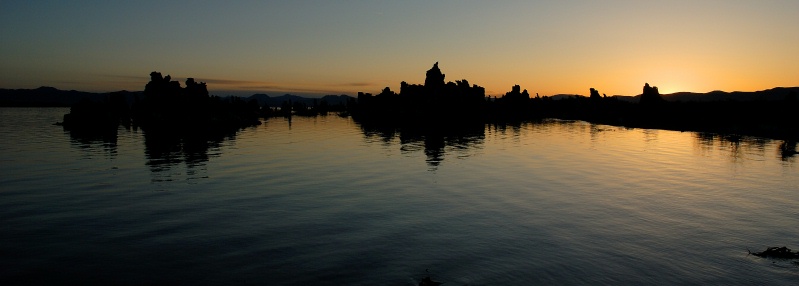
[1,2,797,98]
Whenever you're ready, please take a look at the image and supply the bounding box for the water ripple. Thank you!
[1,109,797,285]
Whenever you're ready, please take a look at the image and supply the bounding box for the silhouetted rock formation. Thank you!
[62,72,261,135]
[749,246,799,259]
[424,62,446,89]
[500,82,798,140]
[487,84,539,121]
[132,72,261,134]
[419,275,442,286]
[352,62,486,125]
[418,269,443,286]
[61,91,131,133]
[356,71,487,169]
[350,63,798,140]
[352,63,488,168]
[640,83,665,105]
[626,82,799,140]
[61,72,262,175]
[589,88,602,101]
[53,65,798,141]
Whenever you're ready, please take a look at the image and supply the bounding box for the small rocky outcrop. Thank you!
[640,83,665,105]
[749,246,799,259]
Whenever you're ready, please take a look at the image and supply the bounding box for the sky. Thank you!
[1,1,797,97]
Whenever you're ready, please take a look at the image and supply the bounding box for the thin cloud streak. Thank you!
[332,82,373,87]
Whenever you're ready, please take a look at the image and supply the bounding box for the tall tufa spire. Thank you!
[424,62,445,88]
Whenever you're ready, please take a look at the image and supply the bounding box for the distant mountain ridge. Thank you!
[1,86,796,107]
[550,86,799,103]
[0,87,353,107]
[0,86,142,107]
[661,87,799,102]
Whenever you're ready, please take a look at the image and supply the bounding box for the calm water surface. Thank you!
[1,107,797,285]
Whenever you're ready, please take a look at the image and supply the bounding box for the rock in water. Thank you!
[749,246,799,259]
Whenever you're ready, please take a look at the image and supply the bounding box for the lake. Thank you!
[1,107,797,285]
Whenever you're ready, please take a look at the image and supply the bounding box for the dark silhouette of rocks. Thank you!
[61,72,261,135]
[417,269,443,286]
[492,82,798,140]
[589,88,602,101]
[132,72,261,134]
[424,62,446,89]
[60,91,131,133]
[419,275,442,286]
[60,72,263,175]
[353,65,796,168]
[640,83,665,105]
[352,62,491,169]
[492,84,532,118]
[352,62,486,125]
[749,246,799,259]
[25,62,797,142]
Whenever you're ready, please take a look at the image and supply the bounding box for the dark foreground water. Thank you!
[1,107,798,285]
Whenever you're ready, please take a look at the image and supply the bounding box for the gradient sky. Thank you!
[1,1,797,97]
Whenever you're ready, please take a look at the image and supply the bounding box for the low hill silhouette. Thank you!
[662,87,798,102]
[556,87,799,103]
[0,87,141,107]
[4,84,795,109]
[0,87,354,110]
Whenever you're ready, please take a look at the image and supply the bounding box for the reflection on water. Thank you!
[66,123,241,182]
[62,112,797,177]
[142,129,234,168]
[357,120,484,170]
[779,141,797,160]
[142,131,228,182]
[3,108,799,285]
[67,129,119,158]
[693,132,795,162]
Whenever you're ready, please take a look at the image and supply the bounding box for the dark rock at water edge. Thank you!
[61,72,262,135]
[749,246,799,259]
[60,91,131,133]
